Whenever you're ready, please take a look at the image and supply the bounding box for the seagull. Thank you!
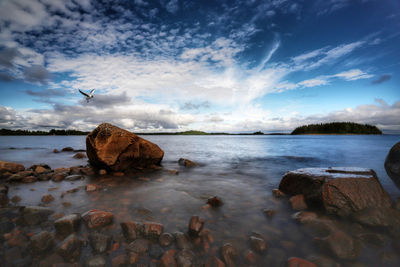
[79,89,95,103]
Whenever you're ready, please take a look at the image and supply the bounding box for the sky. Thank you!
[0,0,399,133]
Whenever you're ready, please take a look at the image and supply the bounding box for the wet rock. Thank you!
[0,183,8,193]
[352,207,400,233]
[38,172,53,181]
[188,215,204,236]
[54,214,81,236]
[176,249,194,267]
[221,243,237,267]
[272,188,286,198]
[52,172,67,182]
[62,147,74,152]
[65,174,83,181]
[70,166,82,175]
[249,236,267,253]
[112,254,128,267]
[42,194,55,203]
[175,232,192,250]
[5,228,28,247]
[314,230,360,260]
[128,252,139,264]
[159,232,174,247]
[207,196,223,207]
[127,238,149,254]
[86,123,164,171]
[82,209,113,228]
[81,167,95,175]
[0,160,25,173]
[385,141,400,188]
[22,175,37,183]
[86,184,99,192]
[178,158,197,167]
[4,247,22,263]
[31,231,54,254]
[287,257,317,267]
[34,165,50,174]
[279,167,392,217]
[57,234,82,262]
[166,169,179,175]
[149,244,164,259]
[292,211,318,223]
[22,206,53,225]
[243,249,257,264]
[121,221,139,241]
[205,256,226,267]
[53,149,60,153]
[356,232,385,248]
[8,170,34,182]
[84,255,106,267]
[0,192,8,206]
[143,221,164,238]
[0,218,14,234]
[99,169,107,175]
[289,194,307,211]
[160,249,177,267]
[73,152,86,159]
[112,171,124,177]
[89,232,111,253]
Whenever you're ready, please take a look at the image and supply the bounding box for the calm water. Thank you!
[1,135,400,265]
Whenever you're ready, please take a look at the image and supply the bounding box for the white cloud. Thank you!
[333,69,373,81]
[298,78,328,88]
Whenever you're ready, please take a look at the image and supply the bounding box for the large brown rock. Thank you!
[385,141,400,188]
[86,123,164,171]
[0,161,25,174]
[279,167,392,217]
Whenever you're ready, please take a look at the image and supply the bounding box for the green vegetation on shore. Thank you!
[291,122,382,135]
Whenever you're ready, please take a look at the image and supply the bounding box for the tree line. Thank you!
[0,129,90,136]
[291,122,382,135]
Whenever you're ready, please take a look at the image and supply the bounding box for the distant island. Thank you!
[291,122,382,135]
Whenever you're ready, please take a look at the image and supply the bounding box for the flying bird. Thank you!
[79,89,95,103]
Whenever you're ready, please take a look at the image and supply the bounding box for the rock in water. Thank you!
[279,167,392,217]
[385,141,400,188]
[86,123,164,171]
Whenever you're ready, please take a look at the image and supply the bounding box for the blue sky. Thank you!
[0,0,399,133]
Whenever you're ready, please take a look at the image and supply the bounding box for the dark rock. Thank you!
[8,170,34,182]
[31,231,54,254]
[126,238,149,254]
[314,230,360,260]
[4,247,22,263]
[308,256,339,267]
[249,236,267,253]
[175,232,192,250]
[86,123,164,171]
[57,234,82,262]
[84,255,106,267]
[279,167,392,217]
[61,147,74,152]
[0,219,15,234]
[188,215,204,236]
[272,188,286,198]
[73,152,86,159]
[178,158,197,167]
[89,232,111,253]
[111,254,127,267]
[65,174,83,181]
[207,196,223,207]
[53,149,60,153]
[52,172,67,182]
[263,209,276,218]
[221,243,237,267]
[11,195,21,203]
[352,207,400,237]
[142,221,164,239]
[289,194,308,211]
[38,172,53,181]
[22,175,37,183]
[159,232,174,247]
[54,214,81,237]
[38,253,65,267]
[0,161,25,173]
[175,249,194,267]
[385,141,400,188]
[69,166,82,175]
[243,249,257,264]
[0,192,8,206]
[287,257,317,267]
[22,206,53,225]
[205,256,226,267]
[42,194,55,203]
[121,221,139,241]
[82,209,113,228]
[149,244,164,259]
[0,183,8,194]
[81,167,95,175]
[160,249,177,267]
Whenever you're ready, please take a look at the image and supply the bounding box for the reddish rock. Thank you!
[69,166,82,175]
[291,211,318,224]
[111,254,127,267]
[221,243,237,267]
[159,232,174,247]
[82,210,113,228]
[188,215,204,236]
[52,172,67,182]
[99,169,107,175]
[41,194,55,203]
[86,123,164,171]
[314,230,360,260]
[56,234,82,262]
[279,167,392,217]
[143,221,164,238]
[243,249,257,264]
[81,167,95,175]
[128,252,139,264]
[86,184,98,192]
[112,172,124,177]
[22,175,37,183]
[207,196,223,207]
[11,195,21,203]
[160,249,177,267]
[73,152,86,159]
[287,257,317,267]
[8,170,34,182]
[250,236,267,253]
[53,149,60,153]
[0,161,24,173]
[176,249,195,267]
[272,188,286,198]
[166,169,179,175]
[6,228,28,247]
[121,221,139,241]
[178,158,197,167]
[54,214,81,237]
[126,238,149,254]
[35,165,48,174]
[289,194,308,211]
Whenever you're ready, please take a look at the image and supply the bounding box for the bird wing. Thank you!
[89,89,95,95]
[79,89,89,97]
